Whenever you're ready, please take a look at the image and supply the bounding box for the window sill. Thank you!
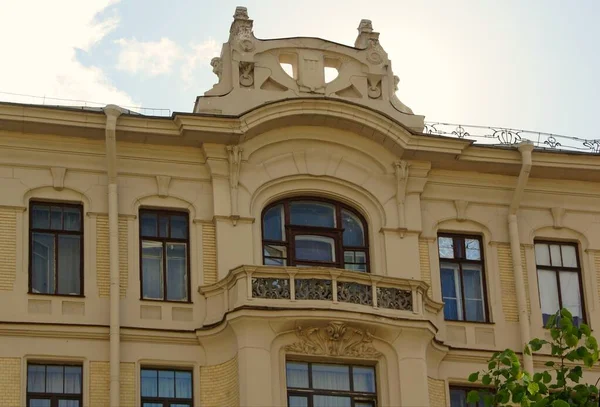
[28,292,85,299]
[445,319,495,325]
[139,298,193,305]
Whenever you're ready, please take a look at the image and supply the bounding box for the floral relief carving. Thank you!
[252,278,290,299]
[239,62,254,87]
[337,282,372,306]
[376,287,412,311]
[285,321,382,358]
[295,279,333,300]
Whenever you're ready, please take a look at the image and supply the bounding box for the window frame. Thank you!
[285,360,377,407]
[437,233,490,323]
[139,366,194,407]
[261,197,370,272]
[449,385,491,407]
[534,240,586,325]
[139,208,191,303]
[28,201,84,297]
[26,362,83,407]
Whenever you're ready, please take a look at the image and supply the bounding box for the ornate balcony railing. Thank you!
[423,122,600,154]
[198,265,442,326]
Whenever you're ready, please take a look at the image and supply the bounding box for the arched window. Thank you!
[262,198,369,272]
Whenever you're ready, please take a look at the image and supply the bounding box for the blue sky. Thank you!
[1,0,599,139]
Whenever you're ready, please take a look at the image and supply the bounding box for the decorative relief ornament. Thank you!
[367,77,382,99]
[211,57,223,81]
[285,321,382,358]
[230,6,255,52]
[239,62,254,87]
[366,34,384,65]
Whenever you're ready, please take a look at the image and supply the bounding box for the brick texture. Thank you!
[595,253,600,305]
[0,357,21,407]
[0,210,17,291]
[89,361,135,407]
[203,223,218,284]
[419,239,432,296]
[497,243,530,322]
[96,215,129,298]
[428,377,446,407]
[200,356,239,407]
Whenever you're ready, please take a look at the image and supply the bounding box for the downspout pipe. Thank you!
[104,105,124,407]
[508,141,535,373]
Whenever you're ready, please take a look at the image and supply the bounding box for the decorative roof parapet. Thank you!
[195,6,424,132]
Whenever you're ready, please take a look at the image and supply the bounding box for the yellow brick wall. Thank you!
[0,357,21,407]
[419,239,432,296]
[200,356,239,407]
[497,243,530,322]
[89,361,110,407]
[203,223,218,284]
[0,210,17,291]
[96,215,129,298]
[120,362,135,407]
[428,377,446,407]
[89,361,135,407]
[595,253,600,305]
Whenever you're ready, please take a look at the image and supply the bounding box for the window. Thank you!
[449,386,491,407]
[262,198,369,272]
[534,241,584,326]
[286,361,376,407]
[438,234,488,322]
[140,368,193,407]
[140,209,190,302]
[27,363,82,407]
[30,202,83,296]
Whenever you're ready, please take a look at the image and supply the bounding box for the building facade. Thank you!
[1,7,600,407]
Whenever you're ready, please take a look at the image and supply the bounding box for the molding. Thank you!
[156,175,172,198]
[0,205,27,212]
[213,215,255,224]
[551,207,565,229]
[454,200,469,221]
[50,167,67,191]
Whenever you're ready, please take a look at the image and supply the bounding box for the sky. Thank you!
[0,0,599,139]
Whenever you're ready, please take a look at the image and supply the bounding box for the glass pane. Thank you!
[438,237,454,259]
[465,238,481,260]
[312,364,350,391]
[29,400,51,407]
[158,370,175,397]
[51,206,63,230]
[57,235,81,295]
[142,404,163,407]
[561,245,577,268]
[345,263,367,272]
[141,369,158,397]
[263,205,284,241]
[313,395,351,407]
[159,216,169,238]
[441,264,461,320]
[286,362,309,388]
[463,265,485,322]
[64,366,82,394]
[550,244,562,266]
[171,215,188,239]
[63,207,81,231]
[342,209,364,246]
[534,243,550,266]
[46,365,64,393]
[450,389,467,407]
[142,241,164,299]
[290,201,335,227]
[141,212,157,237]
[295,235,335,262]
[559,272,582,319]
[166,243,187,301]
[32,205,50,229]
[264,257,286,266]
[538,269,560,321]
[353,366,375,392]
[32,233,55,294]
[175,371,192,399]
[28,365,46,392]
[264,245,287,259]
[58,401,79,407]
[289,396,308,407]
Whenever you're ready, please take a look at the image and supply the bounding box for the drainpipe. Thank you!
[104,105,124,407]
[508,141,535,373]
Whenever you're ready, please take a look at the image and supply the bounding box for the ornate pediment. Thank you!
[285,321,382,358]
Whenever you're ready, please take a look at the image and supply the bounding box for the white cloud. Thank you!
[115,37,220,86]
[181,39,221,86]
[115,38,182,76]
[0,0,136,108]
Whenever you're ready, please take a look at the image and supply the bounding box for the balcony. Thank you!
[198,265,443,326]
